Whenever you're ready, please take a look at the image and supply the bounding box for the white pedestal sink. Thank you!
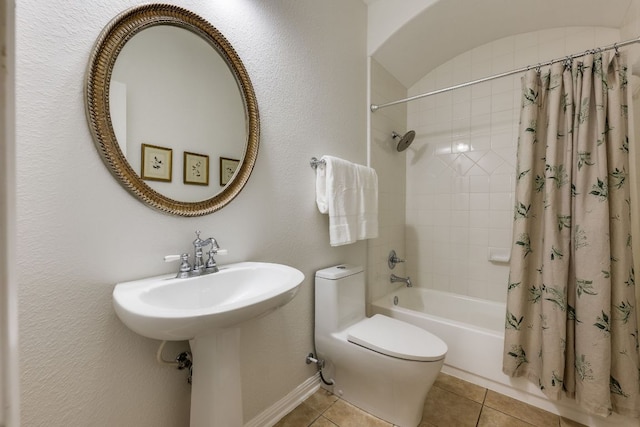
[112,262,305,426]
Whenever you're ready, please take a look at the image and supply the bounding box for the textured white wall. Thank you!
[621,0,640,71]
[15,0,366,425]
[366,0,437,55]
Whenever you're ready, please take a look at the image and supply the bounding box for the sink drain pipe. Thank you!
[306,353,334,386]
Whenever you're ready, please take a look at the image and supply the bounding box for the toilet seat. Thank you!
[347,314,447,362]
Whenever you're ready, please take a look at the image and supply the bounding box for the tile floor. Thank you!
[274,373,587,427]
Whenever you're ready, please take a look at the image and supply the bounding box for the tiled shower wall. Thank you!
[405,27,621,303]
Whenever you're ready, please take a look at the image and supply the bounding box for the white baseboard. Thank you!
[244,373,320,427]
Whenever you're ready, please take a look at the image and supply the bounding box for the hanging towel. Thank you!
[315,155,378,246]
[355,164,378,240]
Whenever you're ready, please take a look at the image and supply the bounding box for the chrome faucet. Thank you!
[390,273,412,287]
[165,231,226,278]
[192,231,221,274]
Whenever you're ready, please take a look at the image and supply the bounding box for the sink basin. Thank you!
[113,261,305,340]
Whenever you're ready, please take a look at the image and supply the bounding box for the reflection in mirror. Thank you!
[85,4,259,216]
[110,26,246,202]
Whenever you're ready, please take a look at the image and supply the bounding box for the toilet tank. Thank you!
[315,265,365,336]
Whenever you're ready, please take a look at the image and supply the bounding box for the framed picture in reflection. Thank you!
[141,143,172,182]
[220,157,239,186]
[183,151,210,186]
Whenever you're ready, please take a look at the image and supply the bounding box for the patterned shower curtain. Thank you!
[503,52,640,417]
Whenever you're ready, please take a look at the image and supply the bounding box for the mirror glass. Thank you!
[85,4,259,216]
[110,25,246,202]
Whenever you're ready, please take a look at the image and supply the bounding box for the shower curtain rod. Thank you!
[370,36,640,112]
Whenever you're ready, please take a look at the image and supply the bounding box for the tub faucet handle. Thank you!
[388,250,405,269]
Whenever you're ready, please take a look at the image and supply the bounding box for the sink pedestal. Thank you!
[189,327,242,427]
[112,262,304,425]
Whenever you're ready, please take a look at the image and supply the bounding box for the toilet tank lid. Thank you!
[315,264,364,280]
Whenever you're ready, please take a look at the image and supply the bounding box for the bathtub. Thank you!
[371,287,506,385]
[371,287,640,427]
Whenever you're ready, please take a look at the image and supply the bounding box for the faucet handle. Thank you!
[164,254,182,262]
[214,248,228,255]
[165,253,191,278]
[388,250,405,269]
[204,247,220,273]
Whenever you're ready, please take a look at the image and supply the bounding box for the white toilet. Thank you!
[314,264,447,427]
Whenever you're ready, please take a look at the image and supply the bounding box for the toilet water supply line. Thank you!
[306,353,335,385]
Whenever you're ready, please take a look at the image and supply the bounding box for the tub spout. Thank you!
[390,274,412,287]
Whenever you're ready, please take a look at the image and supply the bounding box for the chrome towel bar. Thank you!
[310,157,326,169]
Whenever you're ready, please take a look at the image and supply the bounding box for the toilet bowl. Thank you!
[314,265,447,427]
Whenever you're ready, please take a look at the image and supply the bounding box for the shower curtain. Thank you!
[503,52,640,417]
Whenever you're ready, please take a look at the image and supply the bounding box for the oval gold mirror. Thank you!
[85,4,259,216]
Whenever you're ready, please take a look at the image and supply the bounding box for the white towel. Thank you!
[355,164,378,240]
[315,155,378,246]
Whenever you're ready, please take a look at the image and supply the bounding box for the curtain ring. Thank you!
[614,43,620,56]
[563,56,573,69]
[535,63,542,73]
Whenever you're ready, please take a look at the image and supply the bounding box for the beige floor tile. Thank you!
[285,384,581,427]
[323,399,393,427]
[310,416,338,427]
[484,390,559,427]
[560,416,588,427]
[274,402,321,427]
[477,406,537,427]
[422,385,482,427]
[305,388,339,413]
[434,373,487,404]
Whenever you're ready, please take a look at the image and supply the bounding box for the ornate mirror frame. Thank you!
[85,4,259,216]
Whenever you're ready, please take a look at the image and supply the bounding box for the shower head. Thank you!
[391,130,415,152]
